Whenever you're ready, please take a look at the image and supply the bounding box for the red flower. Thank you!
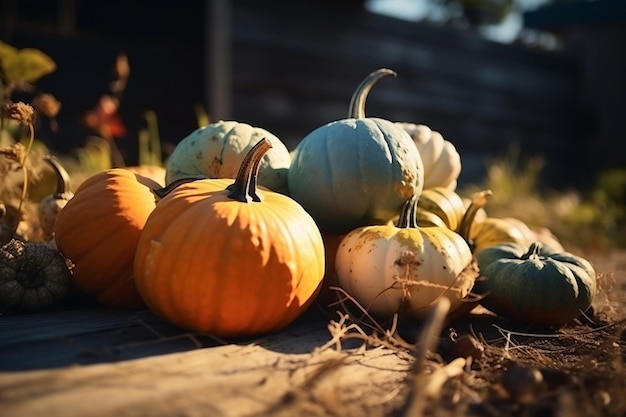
[84,94,126,139]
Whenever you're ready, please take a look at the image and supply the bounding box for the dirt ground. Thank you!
[310,247,626,417]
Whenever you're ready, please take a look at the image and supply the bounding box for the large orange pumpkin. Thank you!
[54,169,161,309]
[134,138,325,338]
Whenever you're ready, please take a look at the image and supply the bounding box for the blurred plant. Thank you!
[0,102,42,243]
[72,136,113,174]
[560,168,626,249]
[194,104,210,128]
[478,144,545,205]
[83,53,129,167]
[0,41,56,98]
[1,102,35,209]
[0,41,61,138]
[138,110,163,167]
[461,146,626,251]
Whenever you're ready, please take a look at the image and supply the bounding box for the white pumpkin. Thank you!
[335,195,475,319]
[396,123,461,191]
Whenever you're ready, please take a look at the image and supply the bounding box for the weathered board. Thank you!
[0,306,415,417]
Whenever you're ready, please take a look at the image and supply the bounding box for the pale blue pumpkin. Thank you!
[287,69,424,234]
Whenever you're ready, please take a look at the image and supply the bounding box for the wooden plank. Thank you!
[0,310,414,417]
[0,308,157,347]
[0,307,338,371]
[0,308,215,371]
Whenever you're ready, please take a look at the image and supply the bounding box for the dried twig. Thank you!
[400,298,465,417]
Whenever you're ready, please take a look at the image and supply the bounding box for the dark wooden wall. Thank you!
[5,0,588,187]
[228,0,587,187]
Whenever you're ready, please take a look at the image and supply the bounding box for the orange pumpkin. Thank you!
[134,138,325,338]
[54,169,161,309]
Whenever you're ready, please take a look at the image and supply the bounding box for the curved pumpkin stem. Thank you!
[348,68,397,119]
[44,155,70,198]
[227,138,272,203]
[396,195,420,229]
[458,189,493,251]
[153,177,199,199]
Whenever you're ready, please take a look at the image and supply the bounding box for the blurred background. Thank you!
[1,0,625,189]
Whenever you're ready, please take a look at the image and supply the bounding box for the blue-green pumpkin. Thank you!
[474,241,597,326]
[288,68,424,234]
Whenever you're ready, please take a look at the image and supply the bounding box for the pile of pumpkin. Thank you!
[1,69,597,339]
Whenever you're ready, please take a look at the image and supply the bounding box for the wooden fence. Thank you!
[7,0,585,187]
[227,0,585,187]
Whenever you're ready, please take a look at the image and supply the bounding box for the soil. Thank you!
[308,247,626,417]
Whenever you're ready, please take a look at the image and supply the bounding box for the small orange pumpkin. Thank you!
[54,169,161,309]
[134,138,325,338]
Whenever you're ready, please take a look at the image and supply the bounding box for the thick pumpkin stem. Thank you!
[348,68,397,119]
[44,155,71,197]
[397,195,420,229]
[458,189,493,251]
[227,138,272,203]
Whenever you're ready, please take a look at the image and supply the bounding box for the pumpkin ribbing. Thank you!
[474,241,597,325]
[135,139,325,338]
[335,194,475,319]
[54,169,160,309]
[288,68,424,234]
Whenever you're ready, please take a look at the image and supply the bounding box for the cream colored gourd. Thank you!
[335,194,475,319]
[37,155,74,241]
[415,187,467,232]
[396,123,461,191]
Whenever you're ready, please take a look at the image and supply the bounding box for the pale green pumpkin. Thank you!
[288,68,424,234]
[165,121,291,194]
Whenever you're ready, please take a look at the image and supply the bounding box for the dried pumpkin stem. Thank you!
[44,155,70,197]
[458,189,493,251]
[348,68,396,119]
[227,138,272,203]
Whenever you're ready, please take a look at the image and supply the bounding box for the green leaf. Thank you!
[0,41,19,62]
[0,41,56,83]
